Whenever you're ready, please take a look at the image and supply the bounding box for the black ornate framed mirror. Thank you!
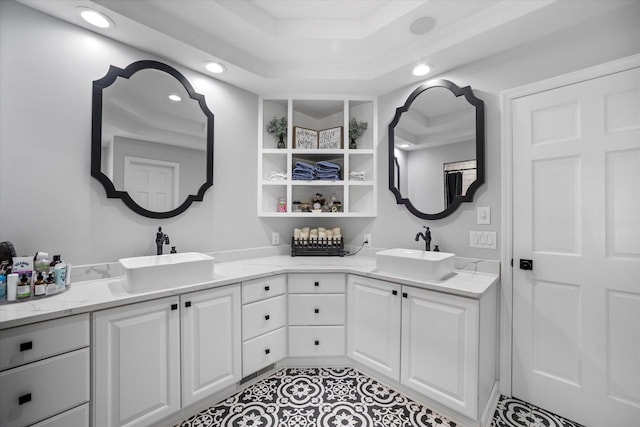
[92,60,214,219]
[388,79,484,219]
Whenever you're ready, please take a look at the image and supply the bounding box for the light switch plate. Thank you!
[477,207,491,225]
[470,231,497,249]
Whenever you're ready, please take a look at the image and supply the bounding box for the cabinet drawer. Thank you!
[0,314,89,371]
[288,294,345,325]
[243,327,286,376]
[243,275,286,304]
[288,273,345,294]
[242,295,286,340]
[0,348,90,427]
[289,326,345,357]
[31,403,89,427]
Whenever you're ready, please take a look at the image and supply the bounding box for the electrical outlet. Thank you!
[364,234,372,245]
[271,232,280,245]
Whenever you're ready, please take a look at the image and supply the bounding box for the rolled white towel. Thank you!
[294,228,301,238]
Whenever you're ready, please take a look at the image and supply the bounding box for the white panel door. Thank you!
[400,286,478,419]
[512,66,640,426]
[124,157,178,211]
[347,275,401,380]
[93,296,180,427]
[181,285,242,407]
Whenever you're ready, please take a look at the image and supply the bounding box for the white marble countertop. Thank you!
[0,254,499,330]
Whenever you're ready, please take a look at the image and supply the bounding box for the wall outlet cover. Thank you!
[272,232,280,245]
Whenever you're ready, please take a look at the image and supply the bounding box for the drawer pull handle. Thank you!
[265,348,270,355]
[185,301,192,308]
[314,308,319,314]
[402,292,408,298]
[264,285,270,291]
[314,340,320,346]
[314,281,319,287]
[18,393,31,405]
[20,341,33,352]
[171,303,178,310]
[392,290,398,296]
[265,314,270,320]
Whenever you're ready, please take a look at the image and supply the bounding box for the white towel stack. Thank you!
[268,171,288,180]
[349,171,366,181]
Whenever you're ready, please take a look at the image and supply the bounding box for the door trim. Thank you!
[499,53,640,396]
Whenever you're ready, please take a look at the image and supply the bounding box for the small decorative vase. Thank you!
[349,138,357,149]
[277,135,286,149]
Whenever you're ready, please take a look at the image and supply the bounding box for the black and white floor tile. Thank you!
[176,367,458,427]
[176,367,585,427]
[490,396,585,427]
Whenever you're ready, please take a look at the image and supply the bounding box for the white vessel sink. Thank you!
[376,248,455,281]
[119,252,215,292]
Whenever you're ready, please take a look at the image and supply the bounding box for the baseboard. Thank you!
[480,381,501,427]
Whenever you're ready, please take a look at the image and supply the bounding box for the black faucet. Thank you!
[415,226,431,251]
[156,227,170,255]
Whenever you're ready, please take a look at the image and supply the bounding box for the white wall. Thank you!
[371,3,640,259]
[1,0,639,266]
[0,1,285,264]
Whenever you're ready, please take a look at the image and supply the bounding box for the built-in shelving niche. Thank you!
[258,98,377,217]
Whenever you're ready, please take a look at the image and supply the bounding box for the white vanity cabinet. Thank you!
[93,285,241,427]
[288,273,346,357]
[180,285,242,407]
[346,275,497,421]
[0,314,90,427]
[401,286,479,418]
[347,275,401,380]
[93,296,181,427]
[241,275,287,376]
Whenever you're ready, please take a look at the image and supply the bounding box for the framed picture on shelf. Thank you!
[318,126,343,149]
[293,126,318,149]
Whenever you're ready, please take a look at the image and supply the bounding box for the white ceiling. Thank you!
[16,0,640,96]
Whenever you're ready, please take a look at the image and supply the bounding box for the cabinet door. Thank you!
[93,296,180,427]
[346,276,401,380]
[181,285,241,406]
[401,287,478,419]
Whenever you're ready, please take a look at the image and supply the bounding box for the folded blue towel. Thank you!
[295,161,315,171]
[316,161,340,170]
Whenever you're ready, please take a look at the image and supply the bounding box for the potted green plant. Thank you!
[266,116,287,148]
[348,118,368,149]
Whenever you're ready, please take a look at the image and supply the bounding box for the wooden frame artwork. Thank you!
[318,126,343,149]
[293,126,318,149]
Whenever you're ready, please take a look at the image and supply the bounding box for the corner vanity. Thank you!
[0,252,498,427]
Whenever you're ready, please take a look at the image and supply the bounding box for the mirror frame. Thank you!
[91,60,214,219]
[388,79,485,220]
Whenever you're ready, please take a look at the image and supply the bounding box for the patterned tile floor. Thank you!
[176,367,585,427]
[490,396,585,427]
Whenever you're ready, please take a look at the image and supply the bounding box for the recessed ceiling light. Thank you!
[76,7,113,29]
[399,144,410,148]
[168,94,182,102]
[413,64,431,77]
[205,62,226,74]
[410,16,436,35]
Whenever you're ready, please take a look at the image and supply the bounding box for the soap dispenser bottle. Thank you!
[0,263,6,301]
